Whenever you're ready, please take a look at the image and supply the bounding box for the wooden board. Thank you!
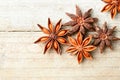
[0,0,120,31]
[0,0,120,80]
[0,32,120,80]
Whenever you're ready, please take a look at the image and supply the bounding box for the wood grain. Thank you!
[0,0,120,31]
[0,32,120,80]
[0,0,120,80]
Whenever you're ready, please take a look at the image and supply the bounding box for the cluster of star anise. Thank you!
[35,5,120,64]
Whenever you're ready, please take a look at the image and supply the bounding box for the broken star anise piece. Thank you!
[34,18,68,54]
[66,32,96,64]
[93,22,120,53]
[62,5,98,35]
[101,0,120,19]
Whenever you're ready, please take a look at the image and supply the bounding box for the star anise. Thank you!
[93,22,120,53]
[62,5,98,35]
[101,0,120,19]
[34,18,68,54]
[66,32,96,64]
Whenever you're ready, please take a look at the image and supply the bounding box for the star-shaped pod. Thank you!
[35,18,68,54]
[62,5,98,35]
[101,0,120,19]
[66,32,96,64]
[93,22,120,53]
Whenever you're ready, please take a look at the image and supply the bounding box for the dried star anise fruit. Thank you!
[93,22,120,53]
[101,0,120,19]
[66,32,96,64]
[34,18,68,54]
[62,5,98,35]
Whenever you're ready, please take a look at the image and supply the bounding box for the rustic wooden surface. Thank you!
[0,0,120,80]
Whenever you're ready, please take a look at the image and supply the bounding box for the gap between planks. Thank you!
[0,30,120,32]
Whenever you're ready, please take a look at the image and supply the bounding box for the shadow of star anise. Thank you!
[101,0,120,19]
[93,22,120,53]
[34,18,68,54]
[62,5,98,35]
[66,32,96,64]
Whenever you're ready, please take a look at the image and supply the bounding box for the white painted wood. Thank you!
[0,0,120,80]
[0,0,120,31]
[0,32,120,80]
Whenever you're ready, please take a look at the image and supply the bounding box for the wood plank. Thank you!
[0,32,120,80]
[0,0,120,31]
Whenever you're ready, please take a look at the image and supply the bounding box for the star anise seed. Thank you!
[101,0,120,19]
[34,18,68,54]
[62,5,98,35]
[66,32,96,64]
[93,22,120,53]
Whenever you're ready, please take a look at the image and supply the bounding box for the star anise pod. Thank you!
[93,22,120,53]
[101,0,120,19]
[66,32,96,64]
[62,5,98,35]
[34,18,68,54]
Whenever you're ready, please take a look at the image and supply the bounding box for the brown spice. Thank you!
[34,18,68,54]
[101,0,120,19]
[62,5,98,35]
[93,22,120,53]
[66,32,96,64]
